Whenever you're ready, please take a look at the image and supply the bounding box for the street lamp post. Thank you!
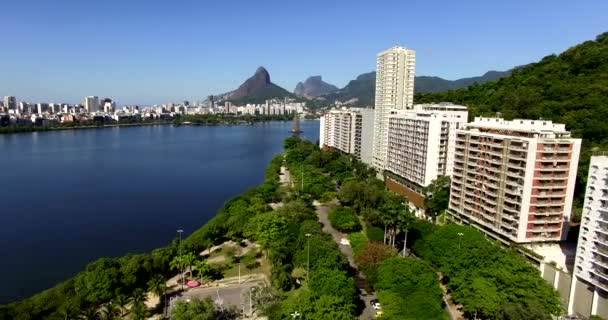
[305,233,312,278]
[457,232,464,249]
[177,229,184,291]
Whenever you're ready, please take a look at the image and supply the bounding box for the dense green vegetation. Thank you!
[416,32,608,208]
[171,297,237,320]
[410,222,562,319]
[328,207,362,232]
[377,258,447,320]
[174,113,294,125]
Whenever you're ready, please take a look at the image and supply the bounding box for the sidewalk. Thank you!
[315,203,376,320]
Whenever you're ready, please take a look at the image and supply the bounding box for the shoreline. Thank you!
[0,117,307,136]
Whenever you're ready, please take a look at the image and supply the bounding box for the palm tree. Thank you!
[380,200,400,247]
[396,205,414,257]
[170,255,186,289]
[113,294,129,317]
[125,288,149,320]
[78,307,98,320]
[194,260,211,283]
[147,274,166,301]
[101,302,119,320]
[131,288,146,305]
[181,252,197,278]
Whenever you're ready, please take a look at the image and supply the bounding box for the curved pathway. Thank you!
[315,203,377,320]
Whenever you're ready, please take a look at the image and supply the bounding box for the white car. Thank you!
[371,299,381,310]
[339,238,350,246]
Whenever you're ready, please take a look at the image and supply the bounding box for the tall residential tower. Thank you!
[448,117,581,243]
[319,108,375,165]
[372,46,416,172]
[569,154,608,317]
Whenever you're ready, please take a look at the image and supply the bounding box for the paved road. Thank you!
[315,203,377,320]
[169,282,261,316]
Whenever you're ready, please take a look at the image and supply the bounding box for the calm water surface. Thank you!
[0,121,319,303]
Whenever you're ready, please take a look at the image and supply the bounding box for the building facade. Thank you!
[569,154,608,317]
[386,103,468,188]
[3,96,16,111]
[84,96,99,113]
[448,117,581,243]
[372,46,416,172]
[319,108,375,165]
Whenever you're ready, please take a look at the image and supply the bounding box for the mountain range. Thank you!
[217,66,513,106]
[294,76,339,98]
[217,67,297,104]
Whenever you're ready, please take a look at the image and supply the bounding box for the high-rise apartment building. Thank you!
[3,96,17,111]
[372,46,416,172]
[448,117,581,243]
[569,154,608,317]
[320,108,375,165]
[385,103,468,188]
[84,96,99,113]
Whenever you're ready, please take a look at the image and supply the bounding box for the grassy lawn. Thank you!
[347,232,367,255]
[221,261,264,278]
[206,244,267,279]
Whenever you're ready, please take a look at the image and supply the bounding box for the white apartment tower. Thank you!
[320,108,375,165]
[568,154,608,317]
[372,46,416,172]
[385,103,468,188]
[3,96,17,111]
[448,117,581,243]
[84,96,99,113]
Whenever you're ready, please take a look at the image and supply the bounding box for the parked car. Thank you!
[339,238,350,246]
[370,299,382,310]
[375,310,384,318]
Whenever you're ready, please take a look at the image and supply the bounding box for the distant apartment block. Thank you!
[84,96,99,113]
[3,96,16,111]
[319,108,375,165]
[372,46,416,172]
[569,154,608,317]
[448,117,581,243]
[386,103,468,188]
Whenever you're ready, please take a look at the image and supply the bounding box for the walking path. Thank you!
[315,202,377,320]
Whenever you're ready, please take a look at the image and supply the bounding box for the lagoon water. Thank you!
[0,121,319,303]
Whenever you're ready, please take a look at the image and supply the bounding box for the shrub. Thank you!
[347,233,367,255]
[366,226,384,241]
[328,208,361,233]
[355,241,397,286]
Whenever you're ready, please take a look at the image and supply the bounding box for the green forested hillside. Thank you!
[416,32,608,209]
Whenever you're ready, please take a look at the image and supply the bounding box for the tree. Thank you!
[101,302,120,320]
[424,176,451,221]
[327,207,361,232]
[147,274,166,302]
[379,197,401,246]
[127,288,148,320]
[114,294,129,317]
[355,241,397,286]
[181,252,197,278]
[244,212,288,250]
[78,307,99,320]
[194,260,211,283]
[376,258,445,320]
[395,205,414,256]
[309,268,357,304]
[171,297,215,320]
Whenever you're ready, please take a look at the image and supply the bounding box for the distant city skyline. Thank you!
[1,0,607,105]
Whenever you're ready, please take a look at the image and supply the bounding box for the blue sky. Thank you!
[1,0,606,105]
